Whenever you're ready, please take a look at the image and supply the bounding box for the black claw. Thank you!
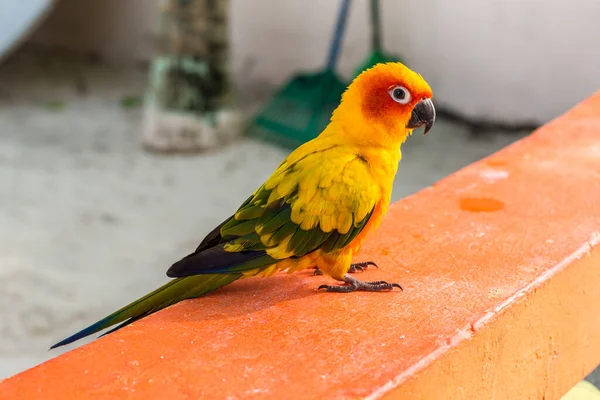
[349,261,378,273]
[348,264,364,273]
[313,267,323,276]
[392,283,403,291]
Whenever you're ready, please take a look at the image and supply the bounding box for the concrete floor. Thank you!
[0,49,597,387]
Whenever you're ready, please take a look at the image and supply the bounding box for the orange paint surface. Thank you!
[459,196,505,212]
[2,93,600,399]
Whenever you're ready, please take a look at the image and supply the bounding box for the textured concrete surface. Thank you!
[0,50,597,385]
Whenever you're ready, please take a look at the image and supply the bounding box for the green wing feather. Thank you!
[167,147,377,277]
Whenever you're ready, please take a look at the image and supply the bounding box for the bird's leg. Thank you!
[318,274,402,293]
[313,261,378,276]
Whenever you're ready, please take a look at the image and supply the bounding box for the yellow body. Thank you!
[240,62,433,281]
[245,136,399,280]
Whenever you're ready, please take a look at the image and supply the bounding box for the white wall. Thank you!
[28,0,600,122]
[29,0,159,63]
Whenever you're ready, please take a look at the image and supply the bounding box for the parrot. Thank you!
[51,62,435,349]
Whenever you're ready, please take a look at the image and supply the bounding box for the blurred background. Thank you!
[0,0,598,382]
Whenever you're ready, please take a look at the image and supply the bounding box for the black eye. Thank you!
[388,85,411,104]
[393,88,406,100]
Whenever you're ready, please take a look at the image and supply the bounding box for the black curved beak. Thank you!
[407,98,436,134]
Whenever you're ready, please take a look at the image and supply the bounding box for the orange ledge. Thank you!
[2,94,600,399]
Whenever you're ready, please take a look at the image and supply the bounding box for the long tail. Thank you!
[50,273,241,349]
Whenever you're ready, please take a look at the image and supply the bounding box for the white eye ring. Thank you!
[388,85,411,104]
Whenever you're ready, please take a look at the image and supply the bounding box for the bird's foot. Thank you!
[348,261,378,273]
[318,274,402,293]
[313,261,378,276]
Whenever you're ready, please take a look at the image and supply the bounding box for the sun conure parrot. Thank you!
[51,62,435,349]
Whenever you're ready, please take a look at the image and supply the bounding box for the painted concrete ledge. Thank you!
[2,93,600,399]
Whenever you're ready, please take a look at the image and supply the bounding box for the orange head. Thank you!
[329,62,435,147]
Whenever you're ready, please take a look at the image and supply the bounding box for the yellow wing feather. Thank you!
[259,145,379,259]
